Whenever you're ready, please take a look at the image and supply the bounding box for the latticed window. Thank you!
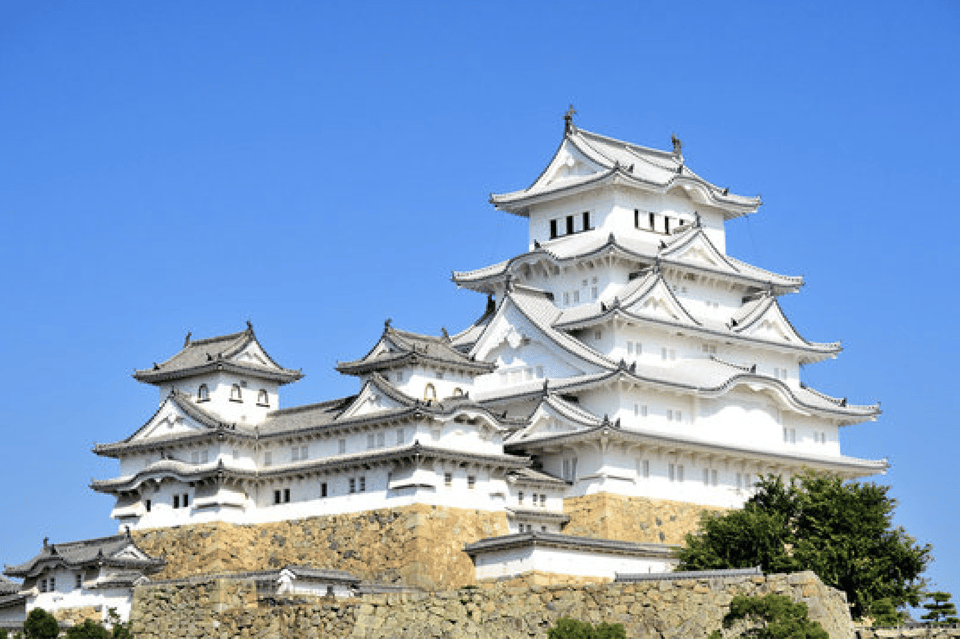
[197,384,209,401]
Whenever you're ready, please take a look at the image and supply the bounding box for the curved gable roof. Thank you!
[134,323,302,385]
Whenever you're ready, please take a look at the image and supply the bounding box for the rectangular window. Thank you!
[359,476,365,492]
[641,459,650,478]
[396,371,404,382]
[563,292,570,305]
[444,472,452,487]
[649,212,656,230]
[582,211,591,231]
[349,478,356,494]
[518,490,524,504]
[539,494,546,507]
[396,428,405,445]
[145,499,151,512]
[591,286,598,300]
[467,475,476,489]
[535,366,544,378]
[566,215,574,235]
[712,470,718,486]
[367,434,375,450]
[594,330,602,340]
[667,409,674,421]
[572,290,580,303]
[550,219,558,239]
[321,482,328,498]
[338,439,346,454]
[173,494,180,509]
[377,432,385,447]
[264,451,272,467]
[75,574,82,589]
[664,217,671,234]
[670,464,684,482]
[183,493,189,508]
[274,490,281,504]
[634,208,640,228]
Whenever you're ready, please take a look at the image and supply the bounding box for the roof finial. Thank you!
[564,105,577,134]
[671,133,682,156]
[384,318,392,329]
[246,320,253,332]
[43,537,49,549]
[183,331,192,347]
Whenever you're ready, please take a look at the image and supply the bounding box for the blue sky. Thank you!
[2,1,958,611]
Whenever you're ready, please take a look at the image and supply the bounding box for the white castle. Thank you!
[2,115,886,627]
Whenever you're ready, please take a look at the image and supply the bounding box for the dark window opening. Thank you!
[649,212,655,229]
[565,215,575,235]
[321,482,328,497]
[549,219,558,239]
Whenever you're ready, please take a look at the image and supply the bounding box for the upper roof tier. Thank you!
[133,322,303,386]
[490,121,761,219]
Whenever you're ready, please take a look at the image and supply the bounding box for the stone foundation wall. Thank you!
[133,504,509,589]
[129,570,854,639]
[562,493,724,544]
[53,605,100,627]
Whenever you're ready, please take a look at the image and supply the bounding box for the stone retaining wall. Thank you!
[563,493,724,544]
[129,570,854,639]
[133,504,509,589]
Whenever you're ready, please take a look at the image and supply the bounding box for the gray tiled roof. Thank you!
[5,533,163,579]
[134,324,302,385]
[0,577,18,595]
[92,441,532,494]
[616,567,762,582]
[337,325,494,376]
[464,531,677,558]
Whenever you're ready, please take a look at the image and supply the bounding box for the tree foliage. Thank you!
[23,608,59,639]
[708,593,829,639]
[64,620,110,639]
[677,471,931,620]
[547,617,626,639]
[921,591,960,625]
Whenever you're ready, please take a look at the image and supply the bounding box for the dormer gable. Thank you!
[470,288,614,383]
[335,375,415,420]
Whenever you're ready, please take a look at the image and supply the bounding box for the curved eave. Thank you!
[555,307,842,363]
[94,425,249,458]
[454,234,801,295]
[92,444,530,494]
[336,351,495,377]
[731,297,840,358]
[506,424,888,478]
[486,369,878,425]
[491,166,759,220]
[134,361,303,385]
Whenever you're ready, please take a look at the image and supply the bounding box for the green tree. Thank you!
[64,620,110,639]
[867,598,904,626]
[921,591,960,625]
[23,608,59,639]
[547,617,626,639]
[708,593,829,639]
[677,471,931,620]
